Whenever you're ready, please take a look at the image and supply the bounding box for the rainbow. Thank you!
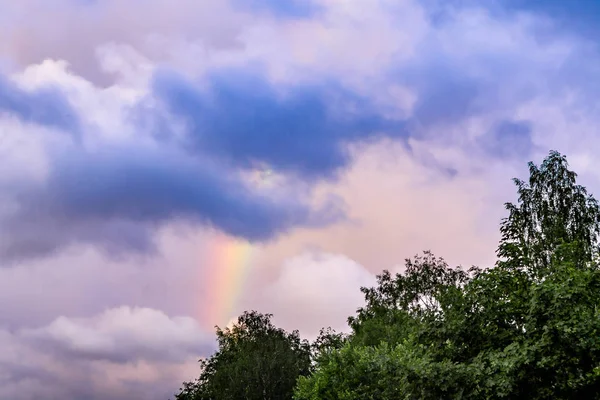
[199,166,272,329]
[201,233,258,329]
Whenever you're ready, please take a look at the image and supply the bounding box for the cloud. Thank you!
[479,119,533,159]
[394,8,571,136]
[22,306,214,363]
[152,67,406,180]
[1,141,344,262]
[244,140,510,297]
[232,0,320,18]
[0,73,79,132]
[0,307,210,400]
[0,0,249,83]
[254,252,376,338]
[0,225,230,332]
[0,59,415,262]
[500,0,600,38]
[409,64,484,128]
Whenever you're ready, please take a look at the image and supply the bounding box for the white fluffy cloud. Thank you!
[0,0,249,83]
[253,252,376,338]
[0,306,210,400]
[22,306,214,363]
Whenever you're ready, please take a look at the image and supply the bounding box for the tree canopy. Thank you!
[176,151,600,400]
[498,150,600,276]
[175,311,311,400]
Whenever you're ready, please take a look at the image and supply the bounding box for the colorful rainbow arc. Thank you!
[200,166,273,328]
[202,233,257,328]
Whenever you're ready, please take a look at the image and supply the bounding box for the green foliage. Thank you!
[175,311,311,400]
[309,327,348,367]
[348,251,471,349]
[295,339,483,400]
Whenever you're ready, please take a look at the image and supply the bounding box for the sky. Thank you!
[1,0,600,398]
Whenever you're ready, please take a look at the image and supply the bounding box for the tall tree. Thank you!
[498,150,600,276]
[176,311,311,400]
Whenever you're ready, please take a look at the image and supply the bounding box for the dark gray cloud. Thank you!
[1,144,344,262]
[479,119,533,159]
[152,67,406,181]
[409,63,486,128]
[421,0,600,37]
[0,64,410,262]
[231,0,321,18]
[501,0,600,39]
[397,43,539,136]
[0,74,79,132]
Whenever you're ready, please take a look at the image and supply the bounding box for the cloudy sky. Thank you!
[2,0,600,398]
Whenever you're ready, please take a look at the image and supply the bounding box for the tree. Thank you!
[498,150,600,276]
[295,151,600,400]
[176,311,311,400]
[348,251,471,347]
[309,327,348,367]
